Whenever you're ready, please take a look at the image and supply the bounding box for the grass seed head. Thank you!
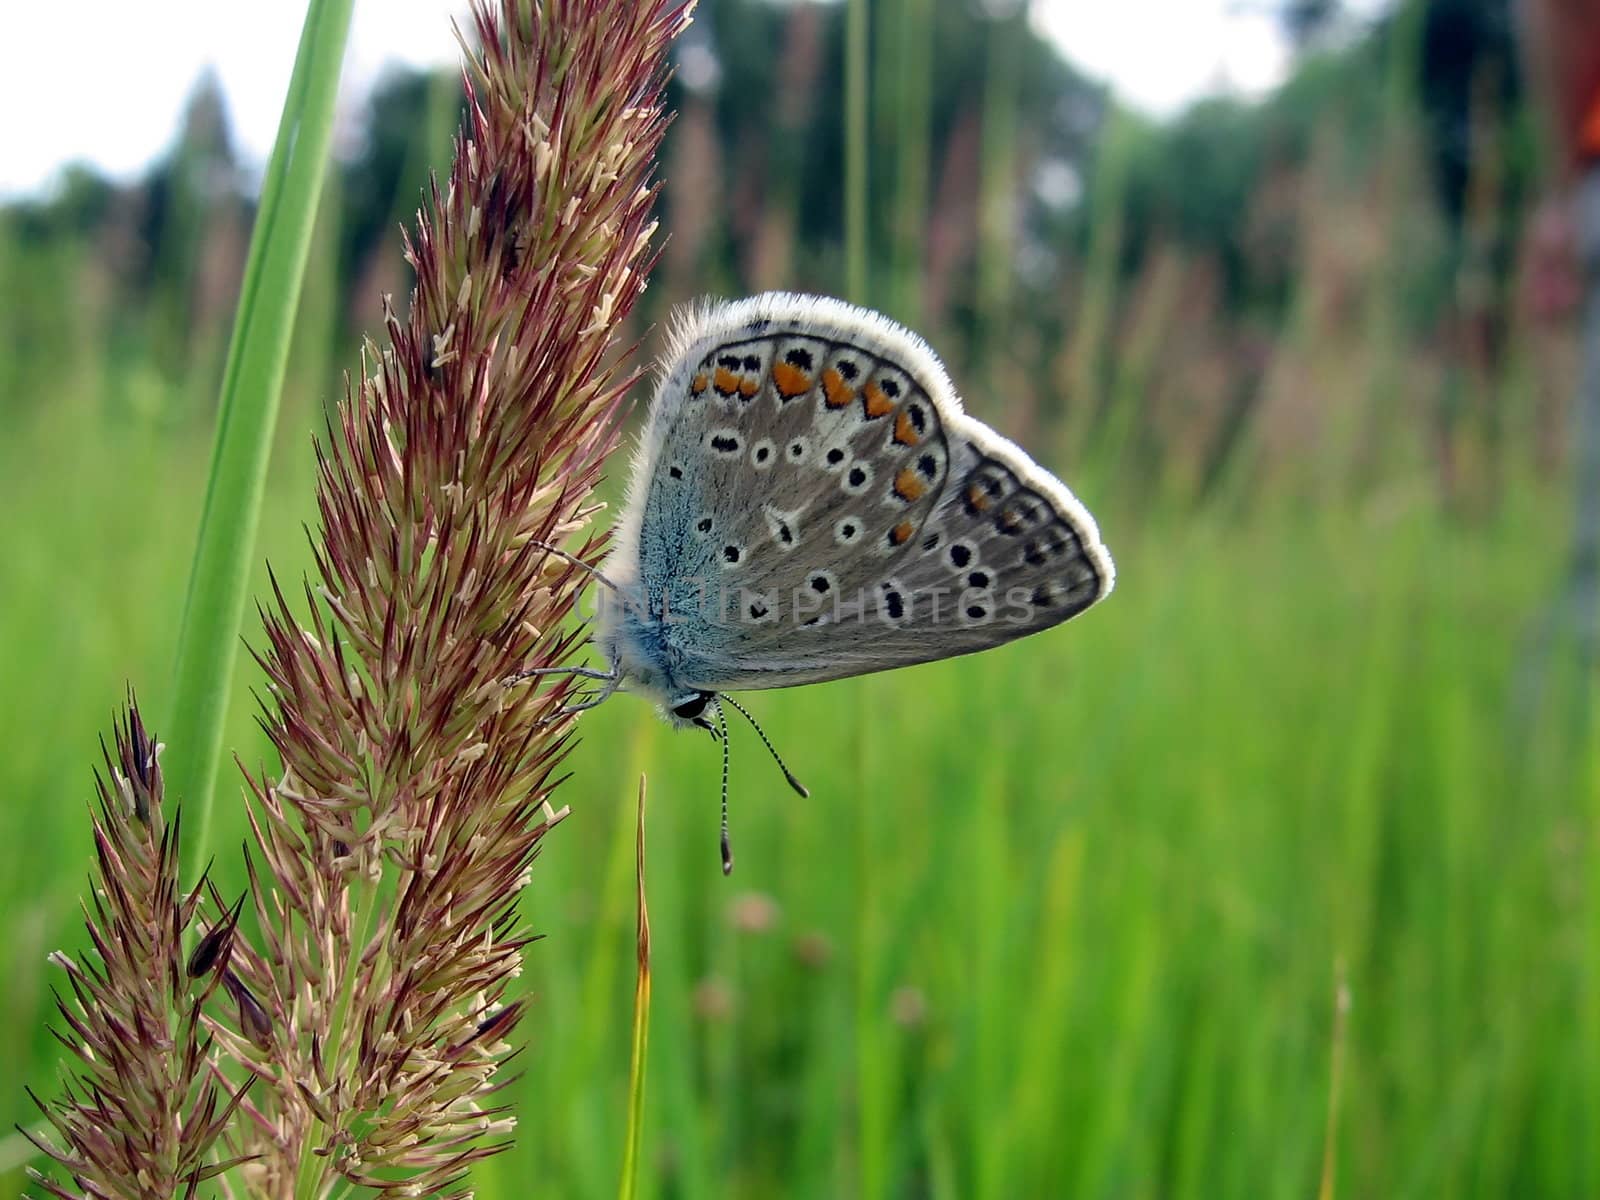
[28,695,244,1200]
[227,0,696,1191]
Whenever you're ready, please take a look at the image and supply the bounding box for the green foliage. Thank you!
[667,0,1100,292]
[2,1,1594,1195]
[2,424,1592,1195]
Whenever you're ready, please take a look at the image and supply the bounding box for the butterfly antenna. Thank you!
[712,697,734,875]
[721,694,810,798]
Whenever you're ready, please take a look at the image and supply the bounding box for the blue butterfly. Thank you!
[529,293,1114,868]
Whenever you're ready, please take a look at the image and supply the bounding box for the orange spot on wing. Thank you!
[713,367,740,395]
[893,468,926,502]
[822,367,855,408]
[997,508,1023,533]
[890,519,915,545]
[773,361,813,398]
[739,377,760,398]
[893,409,921,446]
[966,483,991,512]
[863,381,894,418]
[691,372,709,395]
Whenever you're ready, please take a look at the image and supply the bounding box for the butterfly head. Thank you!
[667,689,719,733]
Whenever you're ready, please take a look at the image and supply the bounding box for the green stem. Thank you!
[845,0,870,303]
[618,776,651,1200]
[975,5,1022,366]
[171,0,354,889]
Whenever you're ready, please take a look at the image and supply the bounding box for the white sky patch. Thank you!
[0,1,471,198]
[1032,0,1291,116]
[0,0,1388,199]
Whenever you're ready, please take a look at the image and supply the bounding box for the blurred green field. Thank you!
[6,0,1599,1196]
[3,388,1595,1197]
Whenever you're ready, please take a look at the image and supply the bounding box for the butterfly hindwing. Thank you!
[603,293,1113,697]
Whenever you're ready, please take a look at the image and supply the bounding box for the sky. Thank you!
[0,0,1389,200]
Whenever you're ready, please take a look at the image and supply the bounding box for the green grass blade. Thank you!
[619,775,652,1200]
[1318,960,1352,1200]
[169,0,354,886]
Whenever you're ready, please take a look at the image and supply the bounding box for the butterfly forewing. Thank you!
[608,293,1113,695]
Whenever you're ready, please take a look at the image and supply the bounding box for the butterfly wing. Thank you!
[604,293,1114,695]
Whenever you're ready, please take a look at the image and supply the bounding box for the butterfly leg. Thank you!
[504,659,624,722]
[556,666,622,715]
[504,664,617,685]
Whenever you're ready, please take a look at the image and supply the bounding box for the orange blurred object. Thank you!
[1523,0,1600,169]
[1582,87,1600,160]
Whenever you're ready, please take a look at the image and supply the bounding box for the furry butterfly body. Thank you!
[594,292,1114,726]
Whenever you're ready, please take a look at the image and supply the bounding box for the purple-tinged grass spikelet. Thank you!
[215,1,696,1193]
[25,696,253,1200]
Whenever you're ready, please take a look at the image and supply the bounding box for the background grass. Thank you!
[4,0,1597,1196]
[3,414,1589,1196]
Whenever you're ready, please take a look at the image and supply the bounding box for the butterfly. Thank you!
[529,293,1114,868]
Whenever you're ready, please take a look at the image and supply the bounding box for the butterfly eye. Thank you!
[671,693,711,721]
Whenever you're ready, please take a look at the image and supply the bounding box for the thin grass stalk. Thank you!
[283,153,344,438]
[845,0,870,302]
[745,3,821,292]
[975,3,1022,369]
[1317,959,1352,1200]
[1058,109,1134,467]
[852,742,887,1200]
[618,776,652,1200]
[842,8,880,1182]
[205,2,692,1195]
[172,0,354,889]
[885,0,932,326]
